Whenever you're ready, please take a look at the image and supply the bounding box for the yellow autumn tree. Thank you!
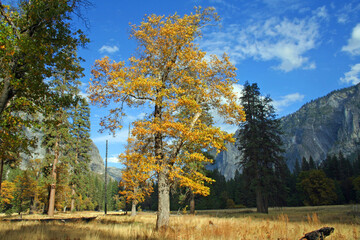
[88,7,245,229]
[0,180,15,212]
[119,137,154,216]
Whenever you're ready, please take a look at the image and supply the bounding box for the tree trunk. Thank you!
[30,193,39,213]
[131,200,137,216]
[48,184,56,216]
[256,187,268,213]
[48,141,59,216]
[156,168,170,230]
[71,184,75,212]
[0,77,13,116]
[0,158,4,194]
[189,190,195,215]
[154,95,171,230]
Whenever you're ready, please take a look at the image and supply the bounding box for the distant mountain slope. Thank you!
[211,83,360,179]
[19,136,123,181]
[281,83,360,170]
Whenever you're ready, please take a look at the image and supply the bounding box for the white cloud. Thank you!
[273,93,305,111]
[99,45,119,54]
[314,6,328,20]
[340,63,360,85]
[336,3,360,24]
[108,154,120,163]
[200,16,319,72]
[342,23,360,56]
[337,16,348,24]
[232,83,244,98]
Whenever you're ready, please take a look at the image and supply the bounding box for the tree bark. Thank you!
[0,158,4,194]
[0,78,14,117]
[156,167,170,229]
[256,187,268,213]
[131,200,137,216]
[48,140,59,216]
[189,190,195,215]
[71,184,75,212]
[154,92,171,230]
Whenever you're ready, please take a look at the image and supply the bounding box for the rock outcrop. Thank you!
[88,140,105,175]
[207,131,242,180]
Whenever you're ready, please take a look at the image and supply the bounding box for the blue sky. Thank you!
[76,0,360,168]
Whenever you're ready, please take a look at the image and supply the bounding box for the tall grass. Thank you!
[0,205,359,239]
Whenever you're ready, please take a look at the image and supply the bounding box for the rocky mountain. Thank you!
[107,167,122,182]
[211,83,360,179]
[281,83,360,170]
[88,140,105,175]
[20,136,123,182]
[207,132,242,180]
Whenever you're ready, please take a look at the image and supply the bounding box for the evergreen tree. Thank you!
[301,157,310,171]
[42,70,80,216]
[237,82,285,213]
[69,96,91,212]
[308,156,316,170]
[293,158,301,176]
[42,105,71,216]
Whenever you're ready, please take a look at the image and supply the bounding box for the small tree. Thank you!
[0,180,15,213]
[119,137,154,216]
[13,171,36,215]
[297,170,337,206]
[354,175,360,203]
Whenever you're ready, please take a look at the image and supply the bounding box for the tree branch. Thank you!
[0,1,20,39]
[170,111,202,160]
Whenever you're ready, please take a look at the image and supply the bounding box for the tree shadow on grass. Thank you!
[0,220,158,240]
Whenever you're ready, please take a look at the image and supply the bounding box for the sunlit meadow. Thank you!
[0,205,359,239]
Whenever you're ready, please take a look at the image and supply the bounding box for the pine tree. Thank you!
[42,104,72,216]
[308,156,316,170]
[301,157,310,171]
[294,158,301,176]
[42,70,80,216]
[69,96,91,212]
[238,81,285,213]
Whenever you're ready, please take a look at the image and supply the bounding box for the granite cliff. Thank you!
[281,83,360,170]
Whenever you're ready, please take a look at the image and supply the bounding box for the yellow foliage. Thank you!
[119,138,154,204]
[0,180,15,205]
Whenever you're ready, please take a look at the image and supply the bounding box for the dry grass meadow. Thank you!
[0,205,359,239]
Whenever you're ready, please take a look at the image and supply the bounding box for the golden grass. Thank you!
[0,205,359,239]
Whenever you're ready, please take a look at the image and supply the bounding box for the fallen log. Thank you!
[299,227,334,240]
[3,216,97,223]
